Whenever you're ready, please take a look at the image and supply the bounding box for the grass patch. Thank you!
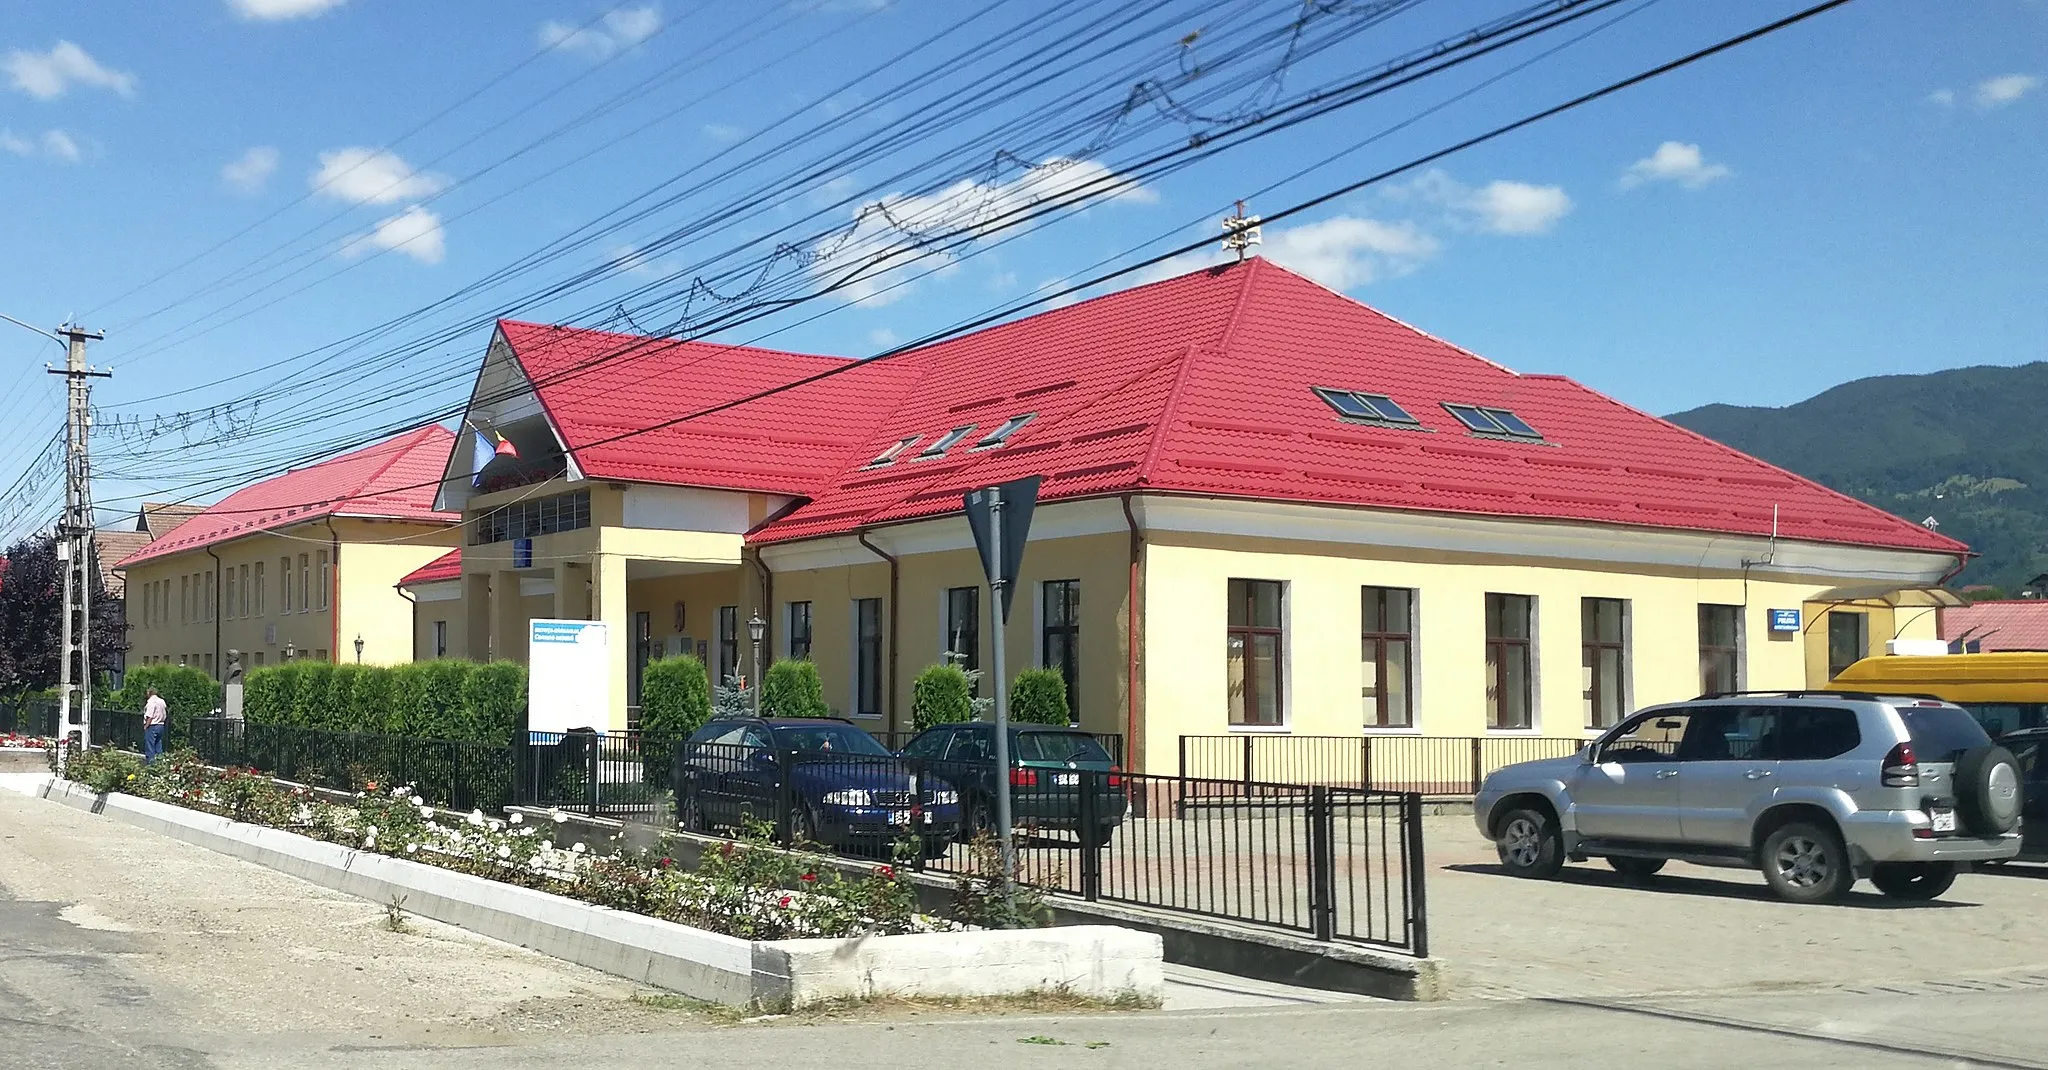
[383,895,412,935]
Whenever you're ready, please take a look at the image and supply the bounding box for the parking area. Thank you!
[1426,813,2048,999]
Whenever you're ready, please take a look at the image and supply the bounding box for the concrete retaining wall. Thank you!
[0,749,49,774]
[35,780,1161,1010]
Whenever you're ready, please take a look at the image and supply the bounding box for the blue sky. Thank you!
[0,0,2043,528]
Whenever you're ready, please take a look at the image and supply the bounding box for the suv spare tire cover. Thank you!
[1954,745,2023,835]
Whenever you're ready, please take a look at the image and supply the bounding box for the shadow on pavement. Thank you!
[1442,862,1977,910]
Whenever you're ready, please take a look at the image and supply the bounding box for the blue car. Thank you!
[673,717,962,858]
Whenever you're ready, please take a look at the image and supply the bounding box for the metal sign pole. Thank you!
[987,485,1017,904]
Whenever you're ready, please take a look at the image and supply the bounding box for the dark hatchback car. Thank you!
[672,717,962,856]
[1990,727,2048,861]
[899,723,1127,847]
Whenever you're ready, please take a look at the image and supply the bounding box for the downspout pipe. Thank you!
[1120,495,1143,773]
[394,582,418,661]
[205,545,224,709]
[748,548,774,679]
[857,531,900,733]
[325,518,341,663]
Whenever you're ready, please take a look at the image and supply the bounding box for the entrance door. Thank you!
[1571,710,1692,842]
[628,611,652,707]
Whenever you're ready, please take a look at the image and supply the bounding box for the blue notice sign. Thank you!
[532,620,597,644]
[1769,608,1801,633]
[513,537,532,568]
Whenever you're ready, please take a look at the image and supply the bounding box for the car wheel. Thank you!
[1871,861,1958,901]
[1080,823,1114,850]
[678,787,705,833]
[792,803,821,847]
[920,836,952,861]
[1607,857,1666,881]
[960,799,994,844]
[1760,821,1852,903]
[1494,807,1564,879]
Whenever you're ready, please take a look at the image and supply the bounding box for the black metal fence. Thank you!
[875,730,1126,767]
[1,696,60,739]
[1179,733,1586,796]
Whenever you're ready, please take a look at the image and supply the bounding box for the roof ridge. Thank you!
[1137,344,1210,485]
[348,424,443,502]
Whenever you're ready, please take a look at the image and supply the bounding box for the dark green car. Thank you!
[899,723,1128,847]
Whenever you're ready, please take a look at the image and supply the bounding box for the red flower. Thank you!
[877,865,894,879]
[779,896,792,907]
[658,857,673,869]
[800,873,816,883]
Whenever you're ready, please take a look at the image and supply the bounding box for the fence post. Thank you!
[584,734,600,816]
[1242,734,1255,793]
[1468,738,1483,795]
[1176,735,1187,780]
[1404,791,1429,958]
[774,748,795,847]
[1307,785,1334,941]
[1079,771,1102,901]
[1360,735,1372,791]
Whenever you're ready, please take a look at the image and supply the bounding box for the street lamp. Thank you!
[354,635,364,663]
[746,612,766,714]
[284,640,295,662]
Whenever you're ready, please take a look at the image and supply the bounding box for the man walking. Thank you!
[142,687,168,763]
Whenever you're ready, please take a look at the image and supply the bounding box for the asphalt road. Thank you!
[6,782,2048,1069]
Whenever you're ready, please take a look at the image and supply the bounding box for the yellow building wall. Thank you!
[410,593,464,661]
[1139,532,1892,775]
[123,519,454,676]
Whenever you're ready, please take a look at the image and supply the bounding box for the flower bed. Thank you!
[0,732,52,749]
[61,747,959,941]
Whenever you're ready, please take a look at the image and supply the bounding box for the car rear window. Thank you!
[1013,732,1111,764]
[1897,705,1992,761]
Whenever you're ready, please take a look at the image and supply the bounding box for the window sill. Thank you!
[1225,724,1292,734]
[1360,727,1423,735]
[1483,727,1544,735]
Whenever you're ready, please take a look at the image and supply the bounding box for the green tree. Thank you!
[325,664,363,731]
[348,666,394,734]
[1009,668,1071,725]
[761,659,828,718]
[461,661,526,744]
[415,660,472,739]
[387,662,430,736]
[243,665,284,725]
[293,661,337,729]
[911,663,974,732]
[641,654,712,743]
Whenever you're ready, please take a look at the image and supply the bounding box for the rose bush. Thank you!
[0,732,51,749]
[59,747,933,940]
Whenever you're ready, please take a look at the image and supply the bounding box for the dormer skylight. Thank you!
[1312,387,1419,426]
[917,425,977,459]
[1444,403,1542,440]
[974,413,1035,449]
[865,435,921,468]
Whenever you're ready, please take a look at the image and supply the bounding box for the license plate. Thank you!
[887,810,909,826]
[1053,773,1078,787]
[1930,808,1957,833]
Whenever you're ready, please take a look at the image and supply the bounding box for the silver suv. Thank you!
[1474,691,2023,902]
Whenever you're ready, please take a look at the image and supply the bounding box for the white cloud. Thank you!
[1928,88,1957,107]
[39,130,81,163]
[342,205,446,264]
[1389,171,1570,235]
[228,0,347,19]
[702,123,745,143]
[813,158,1152,306]
[1975,73,2040,108]
[310,147,448,205]
[1620,141,1732,190]
[540,5,663,59]
[1136,215,1440,291]
[2,127,82,163]
[609,243,672,278]
[867,327,900,348]
[221,146,279,194]
[3,41,136,101]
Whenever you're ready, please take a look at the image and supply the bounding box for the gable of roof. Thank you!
[1940,601,2048,652]
[138,501,204,539]
[92,530,151,596]
[399,548,462,587]
[117,426,459,569]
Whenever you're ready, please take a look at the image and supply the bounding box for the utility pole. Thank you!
[49,325,108,761]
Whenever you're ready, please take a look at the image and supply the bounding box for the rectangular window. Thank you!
[1041,580,1080,722]
[314,649,328,663]
[204,653,214,676]
[252,651,264,667]
[253,561,265,616]
[855,598,883,717]
[717,605,739,683]
[179,575,189,623]
[944,586,980,680]
[203,572,214,623]
[280,557,292,614]
[1699,604,1741,695]
[433,620,448,659]
[786,601,813,660]
[225,568,238,619]
[238,564,251,617]
[297,554,309,612]
[1485,593,1535,730]
[1361,586,1414,728]
[467,489,592,545]
[317,550,330,610]
[1581,597,1628,729]
[1827,610,1869,680]
[1226,579,1285,727]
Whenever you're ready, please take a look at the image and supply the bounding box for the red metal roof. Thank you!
[494,259,1964,558]
[117,426,458,569]
[1940,601,2048,652]
[399,548,462,587]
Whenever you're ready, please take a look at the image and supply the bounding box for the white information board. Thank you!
[528,618,610,737]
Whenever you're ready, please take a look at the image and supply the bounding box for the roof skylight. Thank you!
[918,425,977,459]
[866,435,921,467]
[974,413,1035,449]
[1443,403,1542,440]
[1312,387,1419,426]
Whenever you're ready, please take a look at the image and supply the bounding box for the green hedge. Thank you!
[641,655,712,744]
[1010,668,1071,725]
[241,660,525,744]
[115,665,217,732]
[912,663,974,732]
[761,659,828,719]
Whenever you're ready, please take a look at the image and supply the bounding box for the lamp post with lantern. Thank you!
[747,612,766,715]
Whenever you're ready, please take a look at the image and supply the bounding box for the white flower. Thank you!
[365,825,377,837]
[419,805,434,819]
[488,819,503,832]
[467,809,485,827]
[406,843,418,854]
[391,786,408,798]
[497,845,511,859]
[410,795,424,806]
[509,812,524,825]
[571,842,587,854]
[551,809,568,824]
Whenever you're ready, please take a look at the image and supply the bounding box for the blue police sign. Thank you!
[1768,608,1801,633]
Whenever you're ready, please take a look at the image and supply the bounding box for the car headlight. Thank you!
[821,789,871,806]
[924,790,958,806]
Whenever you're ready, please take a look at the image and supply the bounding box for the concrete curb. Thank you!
[35,780,1163,1010]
